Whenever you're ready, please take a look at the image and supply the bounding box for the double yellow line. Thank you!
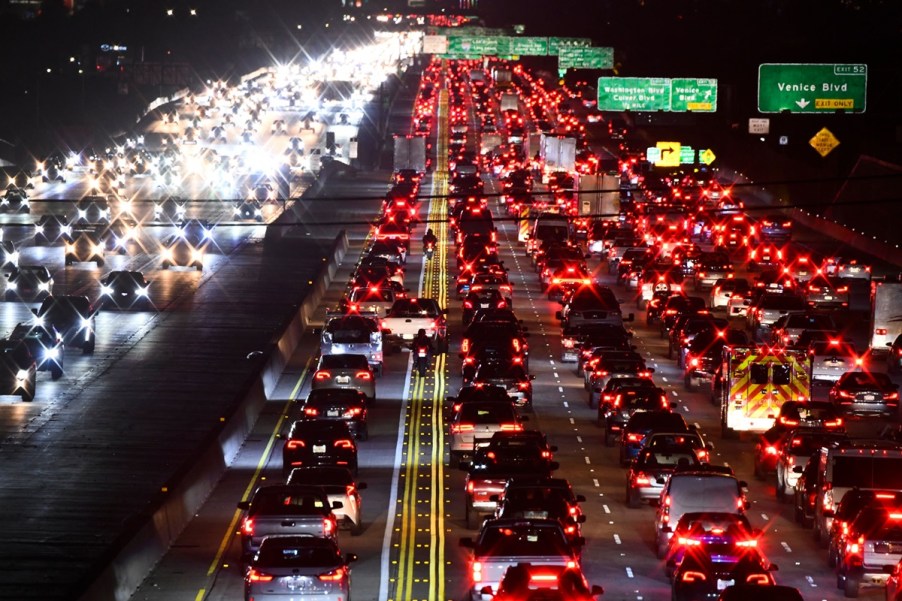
[394,87,450,601]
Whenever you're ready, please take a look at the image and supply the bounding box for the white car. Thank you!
[709,278,750,310]
[287,466,366,534]
[809,340,859,382]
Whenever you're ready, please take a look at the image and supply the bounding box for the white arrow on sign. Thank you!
[796,98,810,109]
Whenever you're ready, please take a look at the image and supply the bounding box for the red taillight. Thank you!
[355,371,373,380]
[304,407,319,417]
[334,439,354,448]
[681,570,706,583]
[247,568,273,582]
[634,473,650,485]
[346,484,357,497]
[500,423,523,431]
[677,537,702,547]
[286,440,305,450]
[472,561,482,582]
[626,433,642,442]
[323,516,336,536]
[745,574,771,585]
[241,517,254,536]
[451,423,475,433]
[314,370,331,380]
[318,567,345,582]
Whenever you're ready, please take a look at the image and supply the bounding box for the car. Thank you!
[829,371,900,418]
[153,197,187,223]
[243,535,357,600]
[809,340,859,382]
[32,295,95,353]
[770,312,837,347]
[7,322,63,380]
[655,466,749,558]
[886,557,902,601]
[683,329,750,392]
[755,214,793,243]
[746,293,808,336]
[717,585,804,601]
[463,289,509,326]
[487,563,603,600]
[33,215,72,246]
[286,466,367,535]
[311,353,375,400]
[467,362,534,408]
[709,278,750,311]
[341,286,396,316]
[281,419,358,478]
[826,489,902,570]
[626,441,701,507]
[159,235,205,270]
[98,271,152,310]
[449,400,524,466]
[233,199,264,222]
[599,386,670,445]
[0,186,30,213]
[774,429,848,502]
[63,230,105,266]
[0,241,19,271]
[300,388,369,441]
[72,196,111,223]
[835,507,902,597]
[4,266,53,301]
[660,295,707,339]
[620,411,691,466]
[662,512,757,577]
[459,519,583,601]
[461,322,529,371]
[100,216,139,254]
[803,275,850,309]
[0,339,37,401]
[320,314,384,376]
[671,548,775,601]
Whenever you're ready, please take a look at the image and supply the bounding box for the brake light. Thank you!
[887,392,900,401]
[334,439,354,448]
[304,407,319,417]
[314,371,331,380]
[472,561,482,582]
[634,473,650,486]
[745,574,770,585]
[681,571,706,583]
[346,484,357,497]
[286,440,305,450]
[241,517,254,536]
[247,568,274,583]
[461,339,469,354]
[500,423,523,431]
[736,539,758,548]
[323,516,336,536]
[626,433,642,442]
[677,537,701,546]
[451,423,475,433]
[318,567,345,582]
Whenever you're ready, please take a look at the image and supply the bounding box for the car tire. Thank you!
[627,487,640,508]
[351,519,364,536]
[465,498,473,529]
[51,366,63,381]
[83,340,95,355]
[64,257,73,266]
[358,425,369,442]
[684,374,694,391]
[374,364,383,378]
[843,575,860,598]
[96,259,105,267]
[20,388,34,403]
[161,261,170,270]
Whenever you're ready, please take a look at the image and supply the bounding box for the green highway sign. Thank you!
[598,77,671,111]
[558,46,614,70]
[670,78,718,112]
[446,36,501,56]
[547,37,593,54]
[679,146,696,164]
[597,77,718,112]
[506,36,549,56]
[758,63,867,113]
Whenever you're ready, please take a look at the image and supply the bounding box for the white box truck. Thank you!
[540,135,576,173]
[871,281,902,350]
[393,135,427,173]
[500,92,519,112]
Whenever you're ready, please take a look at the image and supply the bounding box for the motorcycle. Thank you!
[424,241,435,260]
[414,343,430,377]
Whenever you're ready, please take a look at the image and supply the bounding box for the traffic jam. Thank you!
[233,54,902,601]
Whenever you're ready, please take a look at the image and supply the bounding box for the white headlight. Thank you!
[80,317,92,329]
[34,315,44,326]
[15,369,28,381]
[34,225,44,234]
[38,281,50,291]
[92,244,103,254]
[100,285,113,295]
[7,252,19,263]
[45,348,59,359]
[162,248,174,259]
[136,287,149,297]
[78,209,87,217]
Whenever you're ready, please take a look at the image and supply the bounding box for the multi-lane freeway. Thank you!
[0,39,898,601]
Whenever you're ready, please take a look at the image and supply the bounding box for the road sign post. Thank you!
[757,64,867,113]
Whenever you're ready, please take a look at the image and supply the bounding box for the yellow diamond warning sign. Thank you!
[809,127,839,158]
[700,149,716,165]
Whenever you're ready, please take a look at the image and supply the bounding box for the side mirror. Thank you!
[768,563,779,572]
[647,367,655,373]
[706,442,715,452]
[577,514,587,523]
[358,482,368,490]
[446,396,457,404]
[661,525,673,534]
[332,501,344,509]
[382,328,392,335]
[529,375,536,380]
[459,537,474,548]
[480,586,494,596]
[591,585,605,596]
[237,501,250,510]
[669,402,677,409]
[345,553,359,563]
[576,494,586,503]
[793,465,804,474]
[738,481,749,490]
[459,462,471,471]
[656,477,667,485]
[549,461,560,471]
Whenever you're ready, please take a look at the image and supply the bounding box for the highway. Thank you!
[131,63,900,601]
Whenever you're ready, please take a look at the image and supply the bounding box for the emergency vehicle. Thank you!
[715,345,811,438]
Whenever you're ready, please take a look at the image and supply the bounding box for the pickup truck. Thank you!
[381,297,448,352]
[237,484,342,557]
[460,518,583,601]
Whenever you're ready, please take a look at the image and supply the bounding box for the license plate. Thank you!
[479,303,490,308]
[875,543,898,553]
[327,409,340,417]
[286,576,312,591]
[313,444,326,453]
[824,295,833,300]
[417,350,428,357]
[402,333,414,340]
[524,511,548,519]
[863,395,876,401]
[336,376,350,385]
[716,579,735,591]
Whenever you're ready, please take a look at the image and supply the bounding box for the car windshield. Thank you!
[641,447,699,467]
[250,488,329,514]
[319,354,369,369]
[459,404,516,424]
[843,372,894,387]
[832,457,902,489]
[787,434,846,457]
[256,540,340,568]
[388,299,438,317]
[478,525,570,555]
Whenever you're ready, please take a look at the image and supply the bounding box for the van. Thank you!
[809,439,902,544]
[526,213,569,256]
[654,466,748,558]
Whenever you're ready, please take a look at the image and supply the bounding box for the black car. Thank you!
[462,289,509,325]
[282,419,358,477]
[98,271,152,310]
[159,235,205,271]
[33,215,71,245]
[63,230,105,266]
[300,388,369,441]
[33,295,95,353]
[0,186,30,213]
[599,386,670,446]
[8,322,63,380]
[0,339,37,401]
[672,549,775,601]
[4,266,53,301]
[72,196,110,223]
[829,371,900,418]
[620,410,690,466]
